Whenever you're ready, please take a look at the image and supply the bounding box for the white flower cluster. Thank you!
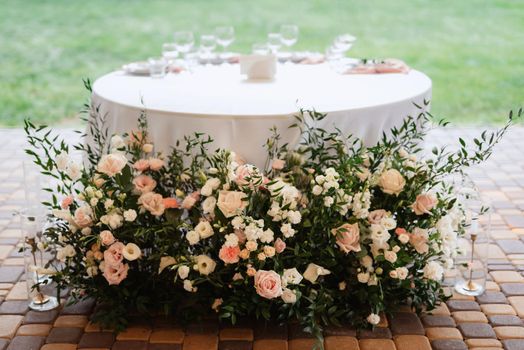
[266,180,301,237]
[311,168,353,215]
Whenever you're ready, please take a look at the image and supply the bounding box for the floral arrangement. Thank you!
[24,93,521,345]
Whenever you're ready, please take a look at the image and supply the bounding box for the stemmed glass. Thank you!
[280,24,298,61]
[267,33,282,55]
[333,34,356,55]
[161,43,178,67]
[174,31,195,68]
[200,34,217,64]
[215,26,235,61]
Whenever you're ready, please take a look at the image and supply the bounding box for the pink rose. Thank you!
[235,229,247,244]
[219,245,241,264]
[368,209,387,224]
[128,130,146,146]
[100,230,115,246]
[254,270,283,299]
[103,242,124,266]
[132,175,157,194]
[61,195,73,209]
[97,153,127,177]
[274,238,286,253]
[138,192,165,216]
[217,190,247,218]
[332,223,361,254]
[271,159,285,170]
[133,159,150,172]
[74,206,93,228]
[148,158,165,171]
[410,228,429,254]
[411,193,437,215]
[235,164,255,186]
[181,192,200,210]
[103,262,129,285]
[163,197,179,209]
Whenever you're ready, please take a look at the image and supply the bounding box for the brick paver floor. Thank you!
[0,126,523,350]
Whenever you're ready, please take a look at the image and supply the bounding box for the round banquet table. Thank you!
[91,63,432,168]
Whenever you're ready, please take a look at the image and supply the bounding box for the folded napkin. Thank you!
[346,58,410,74]
[240,54,277,79]
[298,55,325,65]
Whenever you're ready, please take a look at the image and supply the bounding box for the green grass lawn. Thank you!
[1,0,523,127]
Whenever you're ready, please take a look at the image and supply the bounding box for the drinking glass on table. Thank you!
[333,34,356,55]
[280,24,298,61]
[174,30,195,57]
[267,33,282,54]
[148,57,167,78]
[252,42,270,55]
[200,34,217,64]
[162,43,178,66]
[215,26,235,60]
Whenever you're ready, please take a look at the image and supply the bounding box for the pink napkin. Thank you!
[346,58,410,74]
[298,55,325,65]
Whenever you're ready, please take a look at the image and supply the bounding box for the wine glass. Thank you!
[280,24,298,62]
[200,34,217,64]
[252,43,270,55]
[162,43,178,66]
[333,34,356,54]
[215,26,235,60]
[267,33,282,54]
[174,31,195,55]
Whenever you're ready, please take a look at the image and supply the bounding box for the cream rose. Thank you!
[195,255,216,275]
[138,192,165,216]
[254,270,283,299]
[194,221,214,239]
[303,263,331,283]
[331,223,361,254]
[178,265,190,279]
[123,243,141,261]
[97,153,127,177]
[99,230,115,246]
[217,190,247,218]
[378,169,405,196]
[423,261,444,281]
[412,193,438,215]
[73,206,93,228]
[281,288,297,303]
[202,196,217,214]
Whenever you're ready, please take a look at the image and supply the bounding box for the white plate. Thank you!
[122,61,150,75]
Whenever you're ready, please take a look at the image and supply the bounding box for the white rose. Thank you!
[183,279,197,292]
[360,256,373,269]
[201,178,221,196]
[123,243,141,261]
[67,161,82,181]
[178,265,190,279]
[323,196,334,207]
[245,240,258,251]
[287,211,301,225]
[384,251,397,263]
[281,288,297,303]
[312,185,323,196]
[381,217,397,230]
[107,213,123,229]
[281,223,295,238]
[56,152,70,171]
[423,261,444,281]
[303,263,331,284]
[367,313,381,325]
[90,198,98,206]
[123,209,137,222]
[195,221,214,239]
[357,272,370,283]
[396,267,409,280]
[378,169,405,196]
[282,268,303,286]
[202,196,217,214]
[259,229,274,243]
[370,224,391,244]
[58,245,76,261]
[217,191,247,218]
[97,153,127,177]
[104,199,114,210]
[368,274,378,286]
[398,233,410,244]
[263,246,276,257]
[196,255,216,275]
[110,135,126,150]
[186,230,200,245]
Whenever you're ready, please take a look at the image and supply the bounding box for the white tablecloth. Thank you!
[91,64,431,168]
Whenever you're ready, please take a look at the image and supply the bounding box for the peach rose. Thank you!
[410,228,429,254]
[103,262,129,285]
[368,209,387,224]
[61,195,73,209]
[92,173,106,188]
[378,169,405,196]
[97,153,127,177]
[148,158,164,171]
[217,190,247,218]
[274,238,286,253]
[331,223,361,254]
[235,164,255,186]
[133,175,157,194]
[128,130,146,146]
[103,242,124,266]
[254,270,283,299]
[271,159,285,170]
[74,206,93,228]
[219,245,241,264]
[411,193,437,215]
[235,229,246,244]
[100,230,115,246]
[133,159,150,172]
[163,197,179,209]
[138,192,165,216]
[181,192,200,210]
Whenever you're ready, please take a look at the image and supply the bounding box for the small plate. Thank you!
[122,61,150,75]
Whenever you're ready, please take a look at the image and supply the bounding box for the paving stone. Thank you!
[429,303,451,316]
[447,300,481,312]
[0,267,23,284]
[0,340,7,350]
[476,291,508,304]
[54,315,89,328]
[217,340,252,350]
[500,283,524,296]
[421,315,455,328]
[77,332,115,348]
[486,281,501,291]
[425,327,463,340]
[359,339,395,350]
[357,327,391,339]
[0,300,29,314]
[324,336,359,350]
[219,328,253,341]
[83,321,113,333]
[115,326,151,341]
[488,315,524,326]
[491,271,524,283]
[252,339,287,350]
[186,321,218,335]
[40,344,78,350]
[6,335,45,350]
[498,240,524,254]
[148,343,182,350]
[493,326,524,339]
[481,304,516,316]
[387,312,424,335]
[16,324,52,336]
[288,338,316,350]
[489,264,516,271]
[508,296,524,317]
[23,309,59,324]
[323,325,357,337]
[288,323,314,339]
[112,340,148,350]
[0,314,23,338]
[253,322,287,340]
[394,335,431,350]
[452,311,488,323]
[430,339,468,350]
[457,323,496,338]
[46,327,83,343]
[182,334,219,350]
[465,338,502,348]
[502,339,524,350]
[149,329,185,344]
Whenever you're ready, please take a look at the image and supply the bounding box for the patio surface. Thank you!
[0,126,523,350]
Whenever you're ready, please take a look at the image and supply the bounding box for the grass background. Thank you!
[1,0,523,127]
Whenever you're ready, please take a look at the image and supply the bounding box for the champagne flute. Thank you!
[200,34,217,64]
[280,24,298,61]
[174,31,195,66]
[267,33,282,55]
[215,26,235,60]
[162,43,178,67]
